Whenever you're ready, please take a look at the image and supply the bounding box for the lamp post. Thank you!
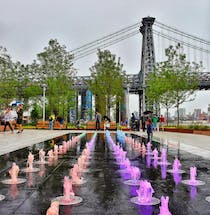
[126,85,130,128]
[41,84,47,121]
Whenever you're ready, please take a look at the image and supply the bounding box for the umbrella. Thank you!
[103,115,111,122]
[143,110,153,115]
[9,101,23,106]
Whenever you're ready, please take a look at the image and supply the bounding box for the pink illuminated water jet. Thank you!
[1,162,26,185]
[22,152,40,173]
[70,164,86,185]
[36,149,48,164]
[52,176,83,205]
[47,150,54,158]
[46,201,59,215]
[54,145,59,157]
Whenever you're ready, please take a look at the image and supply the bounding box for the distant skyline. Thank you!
[0,0,209,116]
[129,90,210,117]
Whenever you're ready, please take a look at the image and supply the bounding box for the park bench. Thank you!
[53,121,67,129]
[86,121,117,130]
[36,120,49,129]
[36,120,67,129]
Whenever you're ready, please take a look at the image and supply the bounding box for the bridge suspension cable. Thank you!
[71,22,140,60]
[153,29,210,54]
[73,30,139,60]
[154,21,210,45]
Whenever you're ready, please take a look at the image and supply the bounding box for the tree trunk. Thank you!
[166,108,169,126]
[177,105,180,127]
[116,101,120,123]
[107,95,111,119]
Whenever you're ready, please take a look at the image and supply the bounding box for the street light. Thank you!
[41,84,47,121]
[126,85,130,128]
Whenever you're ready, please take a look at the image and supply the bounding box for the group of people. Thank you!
[144,114,165,142]
[131,112,165,142]
[1,104,24,134]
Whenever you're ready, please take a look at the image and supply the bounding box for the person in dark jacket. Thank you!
[16,104,24,133]
[146,118,153,142]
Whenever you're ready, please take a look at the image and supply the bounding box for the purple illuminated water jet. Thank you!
[173,172,182,185]
[130,180,160,205]
[152,148,159,160]
[158,148,171,165]
[158,196,172,215]
[167,156,185,174]
[182,166,205,186]
[124,166,141,186]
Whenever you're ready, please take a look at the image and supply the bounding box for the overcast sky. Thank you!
[0,0,210,115]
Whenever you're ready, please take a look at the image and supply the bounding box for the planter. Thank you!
[193,130,210,136]
[163,127,193,133]
[121,128,131,131]
[164,127,210,136]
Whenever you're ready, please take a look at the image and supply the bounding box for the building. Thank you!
[208,104,210,122]
[193,109,201,120]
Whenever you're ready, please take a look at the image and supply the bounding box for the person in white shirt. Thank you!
[3,107,14,133]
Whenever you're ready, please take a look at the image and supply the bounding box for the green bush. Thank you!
[165,124,210,130]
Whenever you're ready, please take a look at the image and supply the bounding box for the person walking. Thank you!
[152,114,158,131]
[16,104,24,133]
[3,107,14,133]
[146,118,153,142]
[49,113,55,130]
[95,111,101,130]
[159,114,165,131]
[131,113,136,130]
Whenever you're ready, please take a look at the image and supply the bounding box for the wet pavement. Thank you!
[0,132,210,214]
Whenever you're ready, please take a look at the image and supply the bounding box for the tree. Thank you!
[12,62,41,107]
[89,49,126,118]
[31,103,41,125]
[147,64,176,125]
[165,44,200,126]
[146,43,200,126]
[0,46,16,108]
[36,39,76,120]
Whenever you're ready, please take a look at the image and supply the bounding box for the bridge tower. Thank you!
[139,17,156,116]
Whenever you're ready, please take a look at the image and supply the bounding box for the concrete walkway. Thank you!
[0,129,86,156]
[1,129,210,160]
[135,130,210,160]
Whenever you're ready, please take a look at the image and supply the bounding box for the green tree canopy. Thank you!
[146,43,200,125]
[0,46,16,108]
[36,39,76,120]
[89,49,126,118]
